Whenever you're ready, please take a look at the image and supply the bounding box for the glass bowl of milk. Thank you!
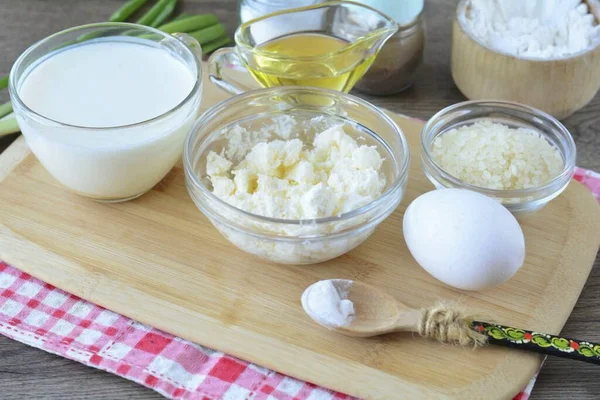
[9,23,203,202]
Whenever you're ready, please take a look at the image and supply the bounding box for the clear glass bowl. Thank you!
[184,87,410,264]
[9,23,203,202]
[421,100,576,215]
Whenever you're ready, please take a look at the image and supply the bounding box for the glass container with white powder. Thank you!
[184,87,410,265]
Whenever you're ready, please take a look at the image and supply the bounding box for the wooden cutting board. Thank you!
[0,71,599,399]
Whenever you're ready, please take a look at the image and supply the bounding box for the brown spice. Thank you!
[355,16,425,95]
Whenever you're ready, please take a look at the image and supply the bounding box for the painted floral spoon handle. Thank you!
[472,321,600,365]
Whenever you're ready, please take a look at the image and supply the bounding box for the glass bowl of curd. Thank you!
[184,86,410,264]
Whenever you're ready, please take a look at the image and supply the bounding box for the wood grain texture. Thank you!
[0,0,598,399]
[0,74,599,399]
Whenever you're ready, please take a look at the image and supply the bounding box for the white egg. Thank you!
[403,189,525,291]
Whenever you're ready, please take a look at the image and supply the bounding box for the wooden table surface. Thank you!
[0,0,598,399]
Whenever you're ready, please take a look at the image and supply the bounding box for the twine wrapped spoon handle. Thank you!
[302,280,600,365]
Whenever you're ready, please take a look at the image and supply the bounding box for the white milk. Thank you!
[15,39,201,201]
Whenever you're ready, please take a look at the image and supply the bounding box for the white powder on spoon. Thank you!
[301,280,355,328]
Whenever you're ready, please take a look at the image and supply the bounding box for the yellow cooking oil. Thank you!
[248,33,376,93]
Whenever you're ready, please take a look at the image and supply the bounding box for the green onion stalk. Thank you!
[0,101,12,119]
[109,0,149,22]
[171,12,189,22]
[158,14,218,34]
[0,101,16,136]
[202,35,232,54]
[0,114,18,137]
[136,0,173,26]
[150,0,177,27]
[188,23,226,45]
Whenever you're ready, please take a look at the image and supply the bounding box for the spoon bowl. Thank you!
[302,279,420,337]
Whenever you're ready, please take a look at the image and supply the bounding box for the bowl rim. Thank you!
[183,86,410,227]
[421,99,577,198]
[9,22,203,130]
[455,0,600,62]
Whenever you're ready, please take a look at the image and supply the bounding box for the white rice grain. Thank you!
[431,121,563,190]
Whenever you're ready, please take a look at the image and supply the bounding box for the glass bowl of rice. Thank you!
[421,100,576,215]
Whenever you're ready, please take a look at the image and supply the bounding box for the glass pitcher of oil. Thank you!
[208,0,398,94]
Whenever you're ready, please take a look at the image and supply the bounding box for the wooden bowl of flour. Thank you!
[451,0,600,119]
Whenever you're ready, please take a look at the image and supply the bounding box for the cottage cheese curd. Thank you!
[202,118,392,264]
[207,124,386,220]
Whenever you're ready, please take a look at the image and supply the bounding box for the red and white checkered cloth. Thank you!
[0,166,598,400]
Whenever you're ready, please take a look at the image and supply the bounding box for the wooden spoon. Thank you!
[302,279,600,365]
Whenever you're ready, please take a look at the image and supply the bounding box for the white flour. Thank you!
[301,280,355,328]
[463,0,600,58]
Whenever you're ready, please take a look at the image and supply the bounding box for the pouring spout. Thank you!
[334,1,399,54]
[369,25,398,52]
